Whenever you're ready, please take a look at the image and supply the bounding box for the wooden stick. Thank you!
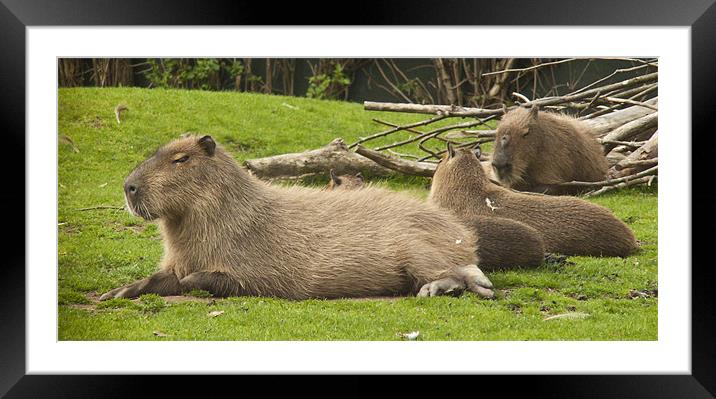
[612,131,658,175]
[559,165,657,188]
[363,101,504,118]
[600,139,648,148]
[482,58,578,76]
[347,115,447,149]
[77,205,124,211]
[614,157,658,170]
[583,97,657,136]
[600,112,658,153]
[355,145,436,177]
[583,175,656,198]
[603,96,658,111]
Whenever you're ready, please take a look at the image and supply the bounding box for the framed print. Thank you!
[3,0,715,397]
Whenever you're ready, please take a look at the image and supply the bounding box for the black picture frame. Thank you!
[2,0,714,397]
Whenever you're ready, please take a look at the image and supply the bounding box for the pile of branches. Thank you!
[245,59,657,197]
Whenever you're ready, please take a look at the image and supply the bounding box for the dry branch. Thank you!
[348,115,447,149]
[363,101,503,118]
[584,175,656,198]
[599,112,658,153]
[355,145,436,177]
[559,165,658,188]
[611,131,658,177]
[582,97,657,136]
[244,138,394,179]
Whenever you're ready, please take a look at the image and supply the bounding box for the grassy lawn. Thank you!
[57,87,657,341]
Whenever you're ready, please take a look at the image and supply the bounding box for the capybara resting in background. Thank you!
[491,106,608,195]
[100,135,495,301]
[429,144,638,257]
[324,165,545,271]
[461,216,545,271]
[326,169,365,191]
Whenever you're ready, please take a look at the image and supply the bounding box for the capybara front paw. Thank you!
[99,285,133,301]
[457,265,495,299]
[417,277,465,297]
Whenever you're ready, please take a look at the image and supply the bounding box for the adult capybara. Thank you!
[323,165,545,270]
[491,106,608,195]
[100,135,495,300]
[326,169,365,191]
[429,144,638,257]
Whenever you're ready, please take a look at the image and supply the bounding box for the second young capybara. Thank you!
[430,144,638,257]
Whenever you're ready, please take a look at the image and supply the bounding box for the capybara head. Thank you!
[491,106,540,187]
[326,169,365,191]
[123,134,221,220]
[432,143,489,195]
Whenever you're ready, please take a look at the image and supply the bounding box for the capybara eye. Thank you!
[173,155,189,164]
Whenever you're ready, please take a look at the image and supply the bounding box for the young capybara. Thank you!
[326,169,365,191]
[461,216,545,271]
[323,166,545,270]
[429,144,638,257]
[491,106,608,195]
[100,135,496,301]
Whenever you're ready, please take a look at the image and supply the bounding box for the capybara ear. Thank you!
[473,145,482,159]
[355,172,364,181]
[198,135,216,156]
[447,142,456,159]
[330,169,341,185]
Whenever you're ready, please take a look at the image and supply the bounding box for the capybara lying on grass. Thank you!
[491,106,608,195]
[430,144,637,257]
[100,135,495,300]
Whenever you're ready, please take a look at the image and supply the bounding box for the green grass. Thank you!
[58,87,657,341]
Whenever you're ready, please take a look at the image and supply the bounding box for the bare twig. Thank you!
[559,165,658,188]
[583,175,656,198]
[482,58,578,76]
[77,205,124,211]
[348,115,447,149]
[355,145,436,177]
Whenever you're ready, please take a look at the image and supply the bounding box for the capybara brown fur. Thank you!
[491,106,608,195]
[100,135,495,301]
[326,169,365,191]
[323,165,545,270]
[461,216,545,271]
[429,145,638,257]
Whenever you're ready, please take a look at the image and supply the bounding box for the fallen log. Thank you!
[583,97,657,137]
[363,101,503,118]
[244,138,393,179]
[611,131,658,177]
[599,112,658,154]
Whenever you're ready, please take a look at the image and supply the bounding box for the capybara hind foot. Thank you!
[455,265,495,299]
[99,269,181,300]
[417,277,465,297]
[179,271,241,297]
